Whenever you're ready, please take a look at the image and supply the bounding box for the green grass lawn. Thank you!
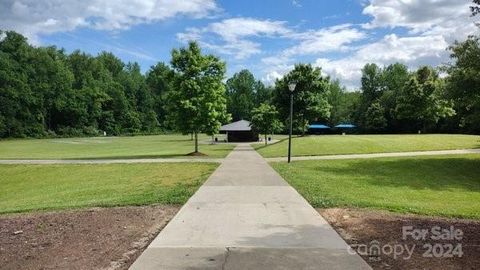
[255,134,480,157]
[272,154,480,219]
[0,163,217,214]
[0,134,234,159]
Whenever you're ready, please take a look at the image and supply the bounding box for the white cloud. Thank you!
[292,0,302,8]
[262,70,285,85]
[264,0,478,89]
[3,0,477,90]
[208,18,290,41]
[0,0,218,43]
[363,0,476,40]
[177,17,291,59]
[314,34,449,89]
[180,19,367,61]
[261,33,452,88]
[283,24,366,56]
[259,24,367,85]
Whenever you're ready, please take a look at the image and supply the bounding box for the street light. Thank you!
[287,82,296,163]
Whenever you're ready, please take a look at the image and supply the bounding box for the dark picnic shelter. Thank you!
[219,120,258,142]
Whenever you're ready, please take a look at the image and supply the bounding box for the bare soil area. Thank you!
[0,205,179,270]
[319,208,480,270]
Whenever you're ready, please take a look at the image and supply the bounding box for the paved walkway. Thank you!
[2,148,478,165]
[0,158,223,164]
[266,148,480,162]
[130,144,371,269]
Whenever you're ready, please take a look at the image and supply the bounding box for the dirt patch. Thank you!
[0,205,179,270]
[186,151,208,157]
[319,208,480,270]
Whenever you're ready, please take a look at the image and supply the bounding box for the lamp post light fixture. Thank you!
[287,82,296,163]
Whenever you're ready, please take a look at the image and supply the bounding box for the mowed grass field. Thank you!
[255,134,480,157]
[0,134,233,159]
[0,163,217,214]
[272,154,480,219]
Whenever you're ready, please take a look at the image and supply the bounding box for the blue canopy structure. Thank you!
[308,124,330,129]
[335,124,356,128]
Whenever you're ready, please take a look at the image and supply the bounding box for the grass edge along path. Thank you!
[272,154,480,219]
[0,162,218,214]
[0,134,234,160]
[255,134,480,158]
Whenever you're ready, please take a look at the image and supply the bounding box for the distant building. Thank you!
[219,120,258,142]
[308,123,331,134]
[334,124,357,134]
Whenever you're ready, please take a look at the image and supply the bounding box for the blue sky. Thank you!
[1,0,477,88]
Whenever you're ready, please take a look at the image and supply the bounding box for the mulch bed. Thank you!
[319,208,480,270]
[0,205,179,270]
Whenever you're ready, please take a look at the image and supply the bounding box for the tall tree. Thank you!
[327,79,359,125]
[379,63,410,131]
[361,63,384,103]
[226,69,256,121]
[121,62,156,133]
[358,63,384,127]
[146,62,174,127]
[255,83,273,106]
[166,41,230,154]
[396,67,454,132]
[0,31,223,138]
[273,64,331,134]
[250,103,283,145]
[0,31,34,137]
[30,46,74,133]
[446,36,480,133]
[68,50,112,134]
[364,102,387,132]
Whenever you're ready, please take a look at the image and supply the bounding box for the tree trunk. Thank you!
[47,110,52,132]
[264,133,267,146]
[301,116,306,136]
[194,132,198,153]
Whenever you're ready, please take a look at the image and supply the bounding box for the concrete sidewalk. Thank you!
[0,158,223,164]
[130,144,370,269]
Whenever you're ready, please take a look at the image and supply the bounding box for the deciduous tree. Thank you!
[251,103,283,145]
[446,36,480,133]
[273,64,331,135]
[167,41,230,153]
[396,67,454,132]
[364,102,387,132]
[226,69,256,121]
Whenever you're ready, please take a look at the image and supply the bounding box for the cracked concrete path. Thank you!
[265,148,480,162]
[130,144,370,270]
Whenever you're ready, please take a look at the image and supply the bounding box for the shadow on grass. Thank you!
[254,137,291,151]
[311,157,480,192]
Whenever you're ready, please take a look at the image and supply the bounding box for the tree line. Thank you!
[1,29,479,141]
[230,50,479,135]
[0,31,172,138]
[229,1,480,136]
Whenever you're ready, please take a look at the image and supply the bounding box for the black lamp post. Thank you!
[287,82,296,163]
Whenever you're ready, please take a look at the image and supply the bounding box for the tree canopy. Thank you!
[445,36,480,133]
[0,29,479,139]
[272,64,331,134]
[166,41,230,153]
[225,69,270,121]
[250,103,283,145]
